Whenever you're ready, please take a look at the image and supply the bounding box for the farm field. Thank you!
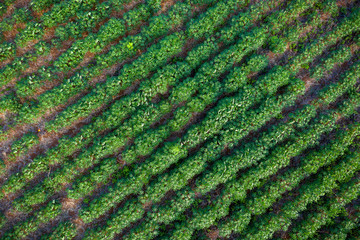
[0,0,359,239]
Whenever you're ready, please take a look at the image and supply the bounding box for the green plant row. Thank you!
[148,88,359,240]
[289,174,360,239]
[0,0,278,210]
[54,0,130,42]
[0,213,5,230]
[116,0,286,162]
[83,199,146,240]
[80,64,359,238]
[0,0,136,86]
[4,32,185,211]
[45,0,257,132]
[9,2,190,128]
[3,200,62,239]
[0,0,282,203]
[74,30,267,224]
[242,148,360,240]
[66,53,266,201]
[52,0,151,73]
[163,8,360,201]
[315,60,360,107]
[0,92,20,115]
[29,0,62,13]
[0,42,53,92]
[14,1,151,100]
[166,93,360,240]
[318,203,360,240]
[0,0,217,201]
[123,80,305,240]
[0,0,15,17]
[66,157,120,200]
[310,43,355,81]
[5,133,39,164]
[141,76,303,205]
[68,0,332,224]
[11,17,263,206]
[186,0,246,39]
[289,7,360,73]
[44,32,186,131]
[0,0,348,218]
[0,4,33,34]
[213,90,360,238]
[0,55,29,89]
[47,0,269,130]
[80,77,300,229]
[83,99,311,239]
[0,159,5,176]
[282,0,341,53]
[11,28,265,215]
[0,42,16,62]
[40,0,97,28]
[200,45,360,198]
[8,0,272,130]
[39,221,77,240]
[0,0,103,67]
[94,0,281,130]
[246,116,360,217]
[151,68,360,238]
[121,55,267,163]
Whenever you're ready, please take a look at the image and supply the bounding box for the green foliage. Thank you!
[41,0,97,28]
[268,36,287,53]
[41,221,77,240]
[30,0,62,12]
[12,8,32,24]
[47,32,185,131]
[0,158,5,176]
[187,0,244,39]
[67,158,118,199]
[0,42,15,62]
[316,61,360,106]
[34,41,51,56]
[15,22,44,48]
[0,92,20,114]
[7,133,39,163]
[11,200,62,239]
[289,177,360,240]
[1,0,359,239]
[0,3,6,16]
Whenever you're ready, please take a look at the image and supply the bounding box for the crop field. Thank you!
[0,0,359,239]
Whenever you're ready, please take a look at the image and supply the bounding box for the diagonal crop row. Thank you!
[1,0,285,210]
[70,0,351,224]
[316,203,360,240]
[142,69,360,239]
[0,0,282,202]
[13,28,267,214]
[212,92,360,238]
[1,31,186,203]
[43,0,259,133]
[83,107,303,239]
[82,57,360,238]
[1,0,266,210]
[156,91,360,239]
[0,0,286,191]
[2,200,62,239]
[0,0,259,199]
[288,175,360,240]
[1,1,191,131]
[14,0,151,99]
[241,148,360,240]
